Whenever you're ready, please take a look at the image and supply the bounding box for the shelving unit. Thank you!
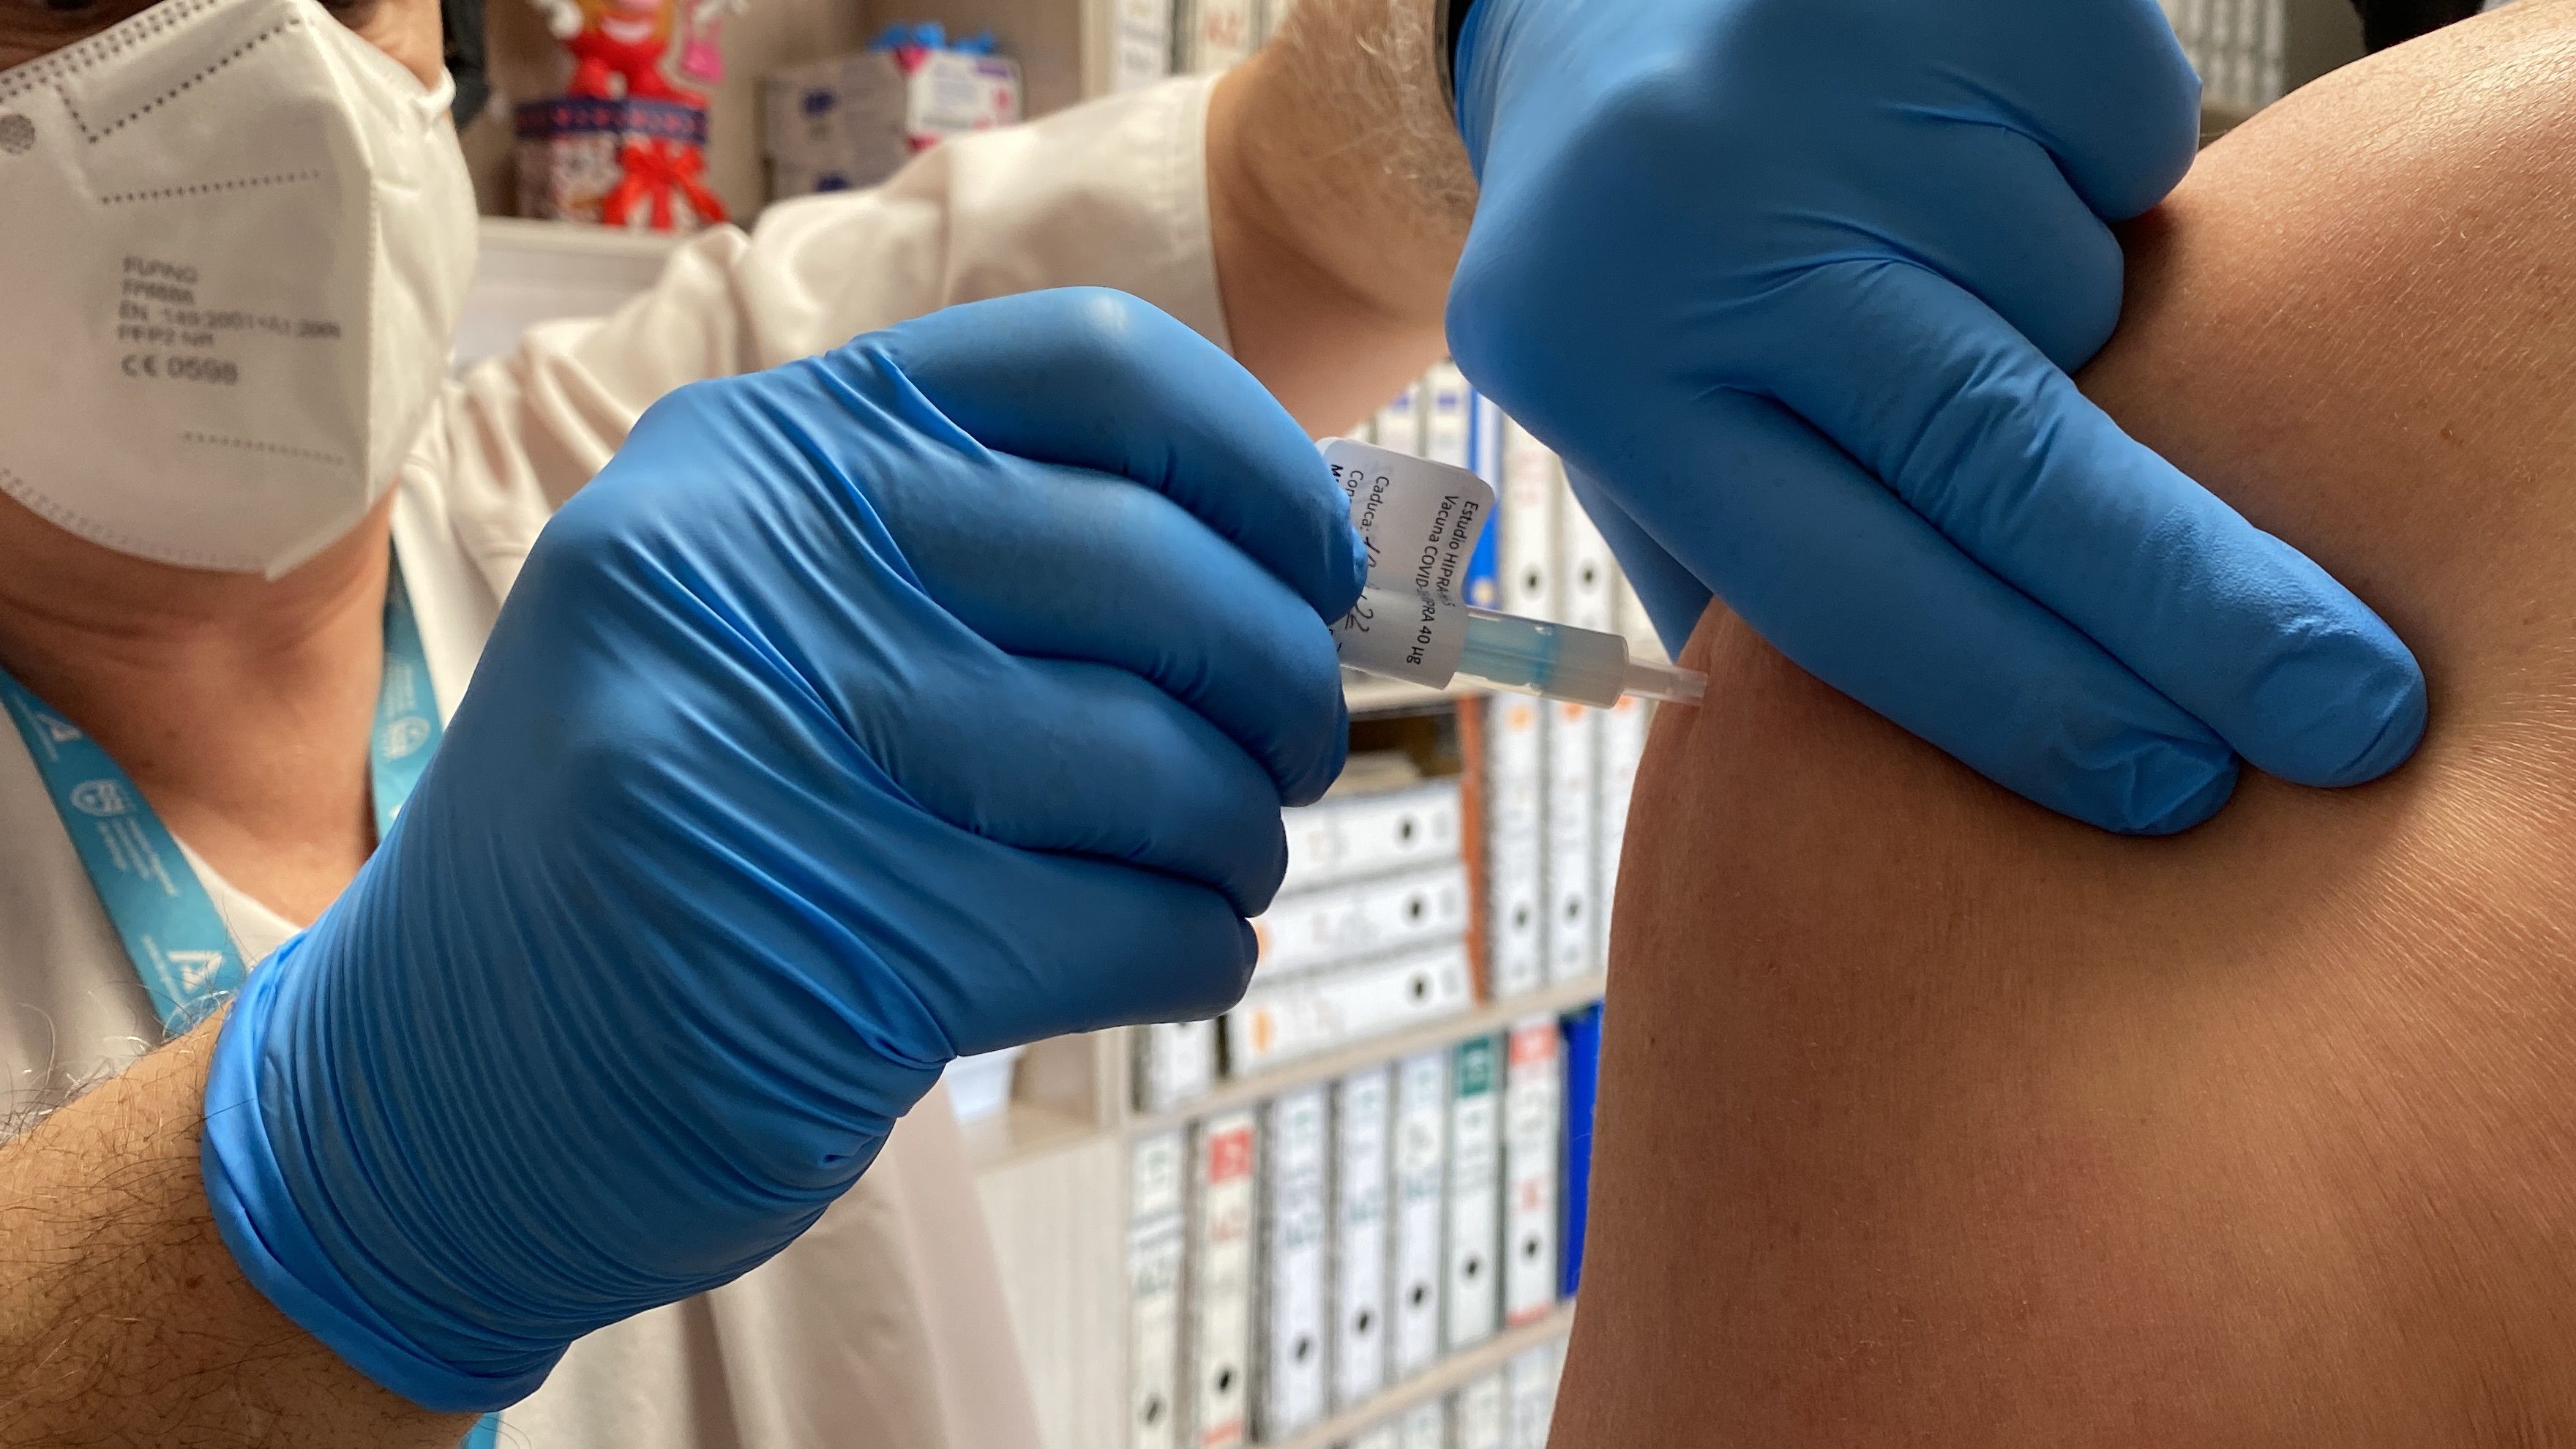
[962,670,1507,1167]
[960,647,1611,1448]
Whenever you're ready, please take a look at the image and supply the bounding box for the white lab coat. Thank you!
[0,73,1227,1448]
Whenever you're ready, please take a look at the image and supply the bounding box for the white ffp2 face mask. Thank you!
[0,0,477,578]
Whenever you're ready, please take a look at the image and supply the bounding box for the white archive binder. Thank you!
[1453,1371,1509,1449]
[1540,701,1599,985]
[1251,864,1469,983]
[1443,1035,1504,1352]
[1226,940,1475,1077]
[1505,1340,1565,1449]
[1399,1399,1447,1449]
[1254,1087,1331,1440]
[1135,1018,1217,1113]
[1389,1049,1450,1380]
[1500,1017,1562,1328]
[1128,1130,1188,1449]
[1483,694,1547,999]
[1330,1065,1395,1412]
[1595,694,1651,966]
[1279,779,1463,899]
[1186,1110,1257,1449]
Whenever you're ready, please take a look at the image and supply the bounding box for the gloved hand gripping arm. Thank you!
[1445,0,2428,834]
[198,288,1367,1412]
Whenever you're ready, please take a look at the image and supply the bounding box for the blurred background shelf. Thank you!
[1129,976,1603,1139]
[962,1097,1102,1173]
[968,972,1606,1172]
[1268,1306,1576,1449]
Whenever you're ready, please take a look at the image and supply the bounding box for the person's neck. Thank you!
[0,493,397,925]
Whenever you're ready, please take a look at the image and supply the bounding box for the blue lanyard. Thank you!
[0,555,494,1442]
[0,558,444,1036]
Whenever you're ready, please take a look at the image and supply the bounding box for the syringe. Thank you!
[1341,596,1707,709]
[1319,433,1706,708]
[1450,607,1706,708]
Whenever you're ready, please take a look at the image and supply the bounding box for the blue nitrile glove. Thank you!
[200,288,1363,1412]
[1445,0,2427,834]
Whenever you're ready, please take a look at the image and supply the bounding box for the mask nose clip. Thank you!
[0,114,34,155]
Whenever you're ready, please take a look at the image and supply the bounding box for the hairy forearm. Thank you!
[1207,0,1475,434]
[0,1015,464,1447]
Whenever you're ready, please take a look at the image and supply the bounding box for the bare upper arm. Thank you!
[1559,7,2576,1445]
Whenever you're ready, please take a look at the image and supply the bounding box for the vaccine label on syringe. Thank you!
[1326,438,1710,708]
[1325,439,1491,687]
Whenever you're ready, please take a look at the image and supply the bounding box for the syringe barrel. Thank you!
[1458,609,1629,708]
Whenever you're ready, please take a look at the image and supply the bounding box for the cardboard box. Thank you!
[763,48,1021,198]
[514,97,721,231]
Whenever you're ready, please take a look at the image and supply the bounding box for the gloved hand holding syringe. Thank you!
[1327,439,1707,708]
